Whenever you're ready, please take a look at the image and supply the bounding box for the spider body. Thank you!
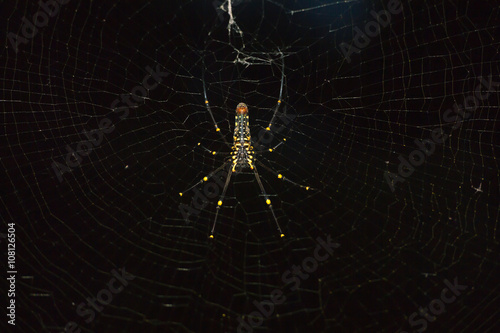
[231,103,254,172]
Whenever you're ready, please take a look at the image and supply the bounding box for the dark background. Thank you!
[1,0,499,332]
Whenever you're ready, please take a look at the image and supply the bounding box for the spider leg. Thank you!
[269,138,286,152]
[210,165,233,238]
[196,142,218,156]
[266,48,285,131]
[256,160,313,191]
[179,161,230,197]
[253,138,287,153]
[252,164,284,237]
[202,69,232,148]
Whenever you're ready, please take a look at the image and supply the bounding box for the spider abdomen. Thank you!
[232,103,253,171]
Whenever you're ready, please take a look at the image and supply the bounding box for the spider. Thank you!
[179,51,312,238]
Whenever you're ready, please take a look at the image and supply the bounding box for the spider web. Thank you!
[1,0,499,332]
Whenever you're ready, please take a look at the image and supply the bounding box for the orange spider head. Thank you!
[236,103,248,115]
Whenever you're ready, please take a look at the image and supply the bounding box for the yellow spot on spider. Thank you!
[210,234,214,238]
[266,127,271,131]
[306,186,310,190]
[218,200,223,206]
[266,199,271,205]
[203,176,208,181]
[278,174,283,179]
[205,100,209,104]
[269,148,273,152]
[197,143,201,146]
[212,151,216,155]
[179,193,183,197]
[283,138,286,141]
[216,128,220,132]
[280,233,285,238]
[278,100,281,103]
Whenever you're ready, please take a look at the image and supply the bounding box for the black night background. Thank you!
[1,1,499,332]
